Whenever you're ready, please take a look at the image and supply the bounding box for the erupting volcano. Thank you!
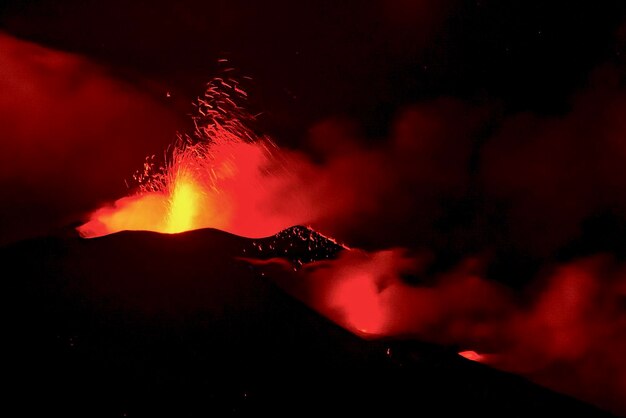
[78,78,308,239]
[3,1,626,416]
[70,72,626,416]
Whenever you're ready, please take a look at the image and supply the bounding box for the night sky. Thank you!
[2,0,624,138]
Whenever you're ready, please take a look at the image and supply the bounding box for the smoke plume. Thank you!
[0,32,179,245]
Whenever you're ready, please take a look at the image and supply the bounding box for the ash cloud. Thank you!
[481,65,626,256]
[265,250,626,414]
[283,98,490,250]
[0,32,179,245]
[284,65,626,259]
[260,64,626,414]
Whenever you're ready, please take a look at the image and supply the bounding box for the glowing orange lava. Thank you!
[78,78,310,239]
[166,172,201,233]
[329,272,386,336]
[458,350,484,362]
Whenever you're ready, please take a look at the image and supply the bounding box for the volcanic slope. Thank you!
[2,227,613,417]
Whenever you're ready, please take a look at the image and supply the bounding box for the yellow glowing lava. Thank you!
[166,174,202,233]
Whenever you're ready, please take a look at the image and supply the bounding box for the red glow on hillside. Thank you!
[261,250,625,415]
[329,272,386,336]
[459,350,484,362]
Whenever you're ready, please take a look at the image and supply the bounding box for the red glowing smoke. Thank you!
[482,66,626,255]
[77,137,305,238]
[0,32,179,245]
[256,250,626,414]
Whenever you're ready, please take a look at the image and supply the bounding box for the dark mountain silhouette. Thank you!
[2,227,613,417]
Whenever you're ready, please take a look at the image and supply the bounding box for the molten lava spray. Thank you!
[78,78,310,238]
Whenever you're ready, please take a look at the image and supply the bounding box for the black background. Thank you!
[2,0,624,142]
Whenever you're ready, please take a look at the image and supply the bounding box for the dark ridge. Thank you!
[2,228,613,417]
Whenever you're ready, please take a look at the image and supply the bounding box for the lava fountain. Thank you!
[78,78,310,238]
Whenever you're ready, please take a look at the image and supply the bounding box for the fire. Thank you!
[166,172,202,233]
[78,77,310,239]
[330,272,386,336]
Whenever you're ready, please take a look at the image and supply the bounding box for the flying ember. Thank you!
[78,77,309,239]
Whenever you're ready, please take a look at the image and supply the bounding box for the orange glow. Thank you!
[329,272,386,335]
[77,138,305,238]
[289,250,410,338]
[78,79,311,239]
[458,350,484,362]
[166,172,202,233]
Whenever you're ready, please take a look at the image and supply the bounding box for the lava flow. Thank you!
[458,350,485,362]
[78,78,309,239]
